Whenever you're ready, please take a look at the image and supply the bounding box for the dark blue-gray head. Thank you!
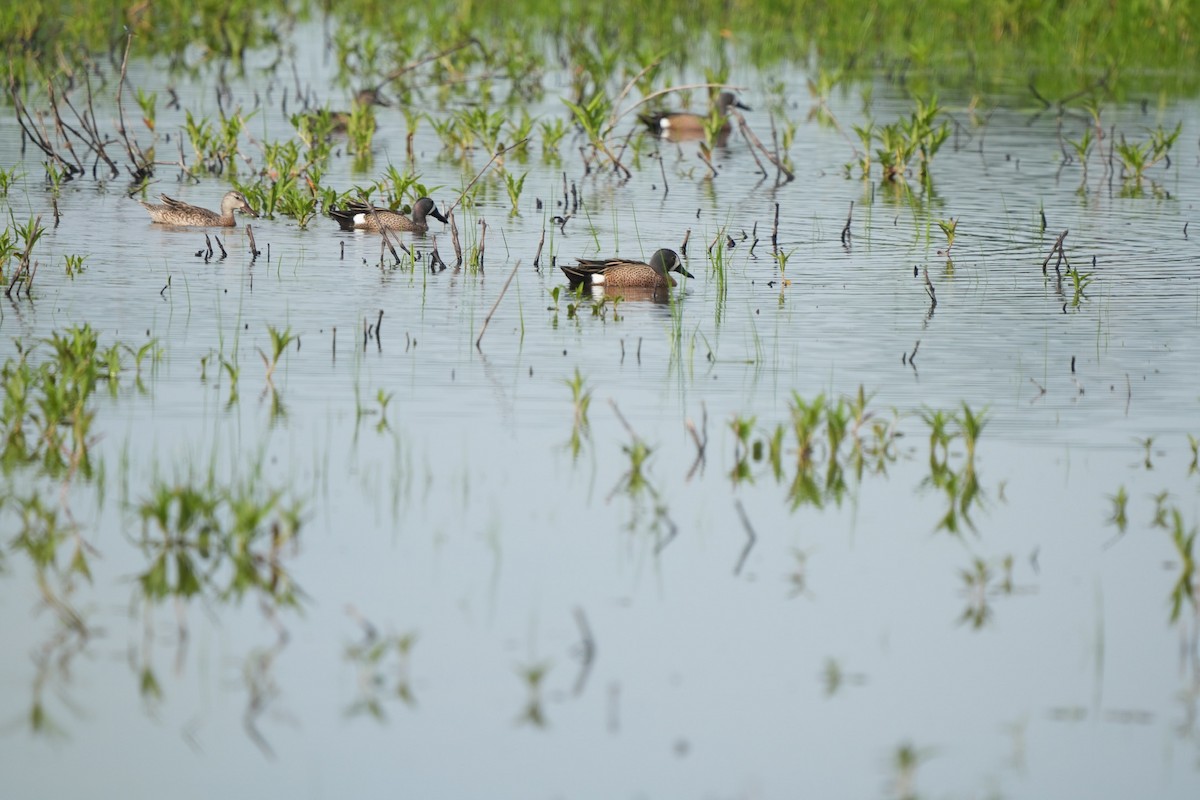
[717,92,751,114]
[413,197,449,225]
[649,249,693,280]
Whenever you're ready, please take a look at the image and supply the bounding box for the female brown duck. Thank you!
[139,191,258,227]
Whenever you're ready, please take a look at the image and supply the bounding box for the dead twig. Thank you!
[1041,229,1069,278]
[730,109,794,183]
[532,224,545,271]
[475,259,521,350]
[449,209,463,268]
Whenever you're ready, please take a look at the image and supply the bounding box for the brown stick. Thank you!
[730,109,794,182]
[10,87,75,175]
[68,71,121,177]
[45,84,83,173]
[922,267,937,307]
[1041,229,1069,276]
[533,225,545,269]
[449,210,462,267]
[82,66,125,173]
[475,259,521,350]
[114,30,146,176]
[430,236,446,271]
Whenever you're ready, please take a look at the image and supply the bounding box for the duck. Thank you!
[329,196,449,233]
[560,248,693,290]
[139,191,258,227]
[638,91,751,141]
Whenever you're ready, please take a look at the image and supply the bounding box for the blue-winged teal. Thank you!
[639,91,751,141]
[560,249,693,289]
[329,197,449,233]
[140,191,258,227]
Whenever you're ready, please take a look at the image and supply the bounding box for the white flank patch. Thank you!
[591,273,606,284]
[353,213,368,226]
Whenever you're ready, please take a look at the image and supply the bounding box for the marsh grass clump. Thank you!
[1065,264,1094,307]
[0,165,22,197]
[503,170,527,215]
[563,368,593,459]
[1106,486,1129,534]
[184,109,255,176]
[515,660,552,728]
[539,117,568,160]
[1115,122,1181,184]
[63,253,85,279]
[259,324,297,385]
[870,97,949,184]
[136,471,305,608]
[957,555,1015,629]
[9,488,92,619]
[717,386,902,511]
[3,214,47,297]
[936,217,957,261]
[1,325,129,480]
[729,413,757,485]
[921,402,989,535]
[344,614,417,719]
[1146,502,1198,623]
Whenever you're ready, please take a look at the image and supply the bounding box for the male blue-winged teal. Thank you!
[560,249,693,289]
[329,197,448,233]
[139,191,258,227]
[639,91,751,141]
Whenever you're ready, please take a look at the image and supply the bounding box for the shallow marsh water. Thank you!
[1,15,1200,800]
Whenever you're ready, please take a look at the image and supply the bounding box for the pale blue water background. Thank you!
[0,20,1198,800]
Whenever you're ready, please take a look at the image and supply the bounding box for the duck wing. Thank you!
[159,194,196,211]
[560,257,633,286]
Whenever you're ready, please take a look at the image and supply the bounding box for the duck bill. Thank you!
[243,207,260,218]
[679,267,695,279]
[734,100,752,111]
[429,206,449,224]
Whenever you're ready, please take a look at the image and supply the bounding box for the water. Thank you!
[1,20,1199,800]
